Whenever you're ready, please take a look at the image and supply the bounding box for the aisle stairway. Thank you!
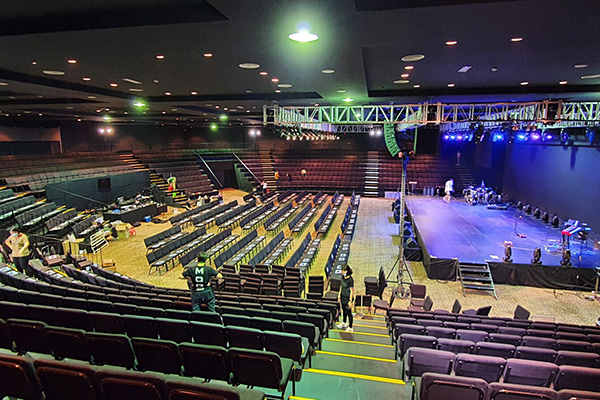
[364,151,379,197]
[259,149,277,190]
[458,262,498,299]
[455,163,475,193]
[293,313,410,399]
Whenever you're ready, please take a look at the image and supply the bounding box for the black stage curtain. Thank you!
[488,262,597,290]
[425,257,458,280]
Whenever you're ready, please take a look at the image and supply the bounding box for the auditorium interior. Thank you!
[1,1,600,399]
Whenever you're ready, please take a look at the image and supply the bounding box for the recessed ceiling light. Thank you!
[110,83,118,87]
[87,95,96,99]
[165,92,171,95]
[275,89,282,93]
[413,84,421,88]
[447,83,455,87]
[277,83,292,88]
[259,71,268,76]
[128,88,144,92]
[153,79,159,84]
[224,107,229,111]
[342,98,354,103]
[393,80,410,84]
[246,90,252,93]
[156,55,165,59]
[239,63,260,69]
[215,105,220,109]
[337,89,346,93]
[42,70,65,76]
[203,53,213,58]
[237,105,244,109]
[122,78,142,85]
[458,65,472,73]
[288,30,319,43]
[510,37,523,42]
[314,103,319,106]
[491,67,498,72]
[77,118,82,122]
[581,74,600,79]
[191,91,198,95]
[31,61,37,65]
[574,64,588,68]
[445,40,458,46]
[401,54,425,62]
[271,78,279,83]
[82,77,91,81]
[559,81,568,85]
[405,65,414,70]
[401,73,410,78]
[171,108,178,111]
[67,59,77,64]
[520,81,529,85]
[0,82,8,86]
[321,69,335,74]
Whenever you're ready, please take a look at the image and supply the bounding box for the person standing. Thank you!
[5,227,30,273]
[261,180,268,195]
[444,178,454,203]
[336,264,355,332]
[274,170,280,186]
[301,168,307,179]
[181,253,222,312]
[456,150,461,166]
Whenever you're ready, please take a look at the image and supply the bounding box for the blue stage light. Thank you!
[450,135,456,140]
[443,134,450,140]
[531,133,541,140]
[457,135,463,140]
[517,133,527,141]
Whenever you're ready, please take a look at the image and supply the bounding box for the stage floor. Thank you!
[407,196,600,269]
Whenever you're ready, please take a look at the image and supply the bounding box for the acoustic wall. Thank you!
[503,144,600,229]
[46,170,150,210]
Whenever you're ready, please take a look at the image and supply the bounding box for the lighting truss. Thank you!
[264,101,600,128]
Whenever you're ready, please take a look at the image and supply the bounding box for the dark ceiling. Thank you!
[0,0,598,126]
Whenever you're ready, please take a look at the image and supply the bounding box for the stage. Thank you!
[406,196,600,290]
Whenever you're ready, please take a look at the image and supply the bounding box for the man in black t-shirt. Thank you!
[182,253,222,312]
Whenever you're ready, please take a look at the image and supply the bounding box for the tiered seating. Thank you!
[0,152,131,195]
[0,195,37,226]
[136,150,215,196]
[264,202,296,232]
[386,307,600,399]
[19,202,65,233]
[168,200,220,227]
[379,152,460,193]
[273,149,367,193]
[90,265,154,288]
[46,208,83,236]
[72,215,100,238]
[237,150,265,183]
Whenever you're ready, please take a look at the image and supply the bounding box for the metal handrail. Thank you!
[197,154,223,188]
[232,153,259,184]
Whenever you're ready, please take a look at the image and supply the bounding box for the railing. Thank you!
[196,153,223,188]
[232,152,260,184]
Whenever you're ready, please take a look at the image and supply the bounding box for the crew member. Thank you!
[182,253,222,312]
[336,264,355,332]
[5,227,30,274]
[274,170,280,186]
[444,178,454,203]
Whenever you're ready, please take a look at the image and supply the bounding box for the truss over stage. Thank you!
[263,101,600,130]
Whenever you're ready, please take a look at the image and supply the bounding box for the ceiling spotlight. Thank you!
[337,89,346,93]
[31,61,37,65]
[87,95,96,99]
[401,73,410,78]
[581,74,600,80]
[128,88,143,92]
[510,37,523,42]
[559,81,568,85]
[133,101,146,107]
[405,65,414,70]
[393,80,410,84]
[203,53,213,58]
[165,92,172,95]
[445,40,458,46]
[239,63,260,69]
[458,65,472,73]
[413,84,421,88]
[77,118,81,122]
[122,78,142,85]
[275,89,282,93]
[219,114,228,121]
[342,97,354,103]
[401,54,425,62]
[574,64,588,68]
[210,123,218,131]
[82,77,91,81]
[190,91,198,95]
[67,59,77,64]
[491,67,498,72]
[376,129,382,136]
[156,55,165,59]
[288,30,319,43]
[153,79,159,84]
[259,71,268,76]
[102,115,111,121]
[0,82,8,86]
[520,81,529,86]
[98,128,105,133]
[42,70,66,76]
[321,69,335,74]
[109,83,118,87]
[271,78,279,83]
[277,84,292,88]
[447,83,455,87]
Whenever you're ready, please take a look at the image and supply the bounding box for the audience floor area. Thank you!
[406,195,600,268]
[103,189,600,328]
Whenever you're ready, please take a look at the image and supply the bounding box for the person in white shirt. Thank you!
[444,178,454,203]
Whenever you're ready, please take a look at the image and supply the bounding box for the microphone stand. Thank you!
[514,213,526,238]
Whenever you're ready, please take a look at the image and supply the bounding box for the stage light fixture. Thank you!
[504,245,513,263]
[523,204,532,214]
[531,248,542,264]
[560,249,572,266]
[533,208,541,219]
[551,215,560,228]
[542,212,549,223]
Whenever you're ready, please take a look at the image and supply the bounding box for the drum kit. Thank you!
[463,183,500,206]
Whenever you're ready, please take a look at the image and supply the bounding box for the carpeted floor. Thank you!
[103,190,600,327]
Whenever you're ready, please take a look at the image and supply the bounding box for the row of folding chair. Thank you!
[0,348,271,400]
[143,225,182,249]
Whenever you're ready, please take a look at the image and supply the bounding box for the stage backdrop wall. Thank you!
[503,144,600,230]
[46,170,150,210]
